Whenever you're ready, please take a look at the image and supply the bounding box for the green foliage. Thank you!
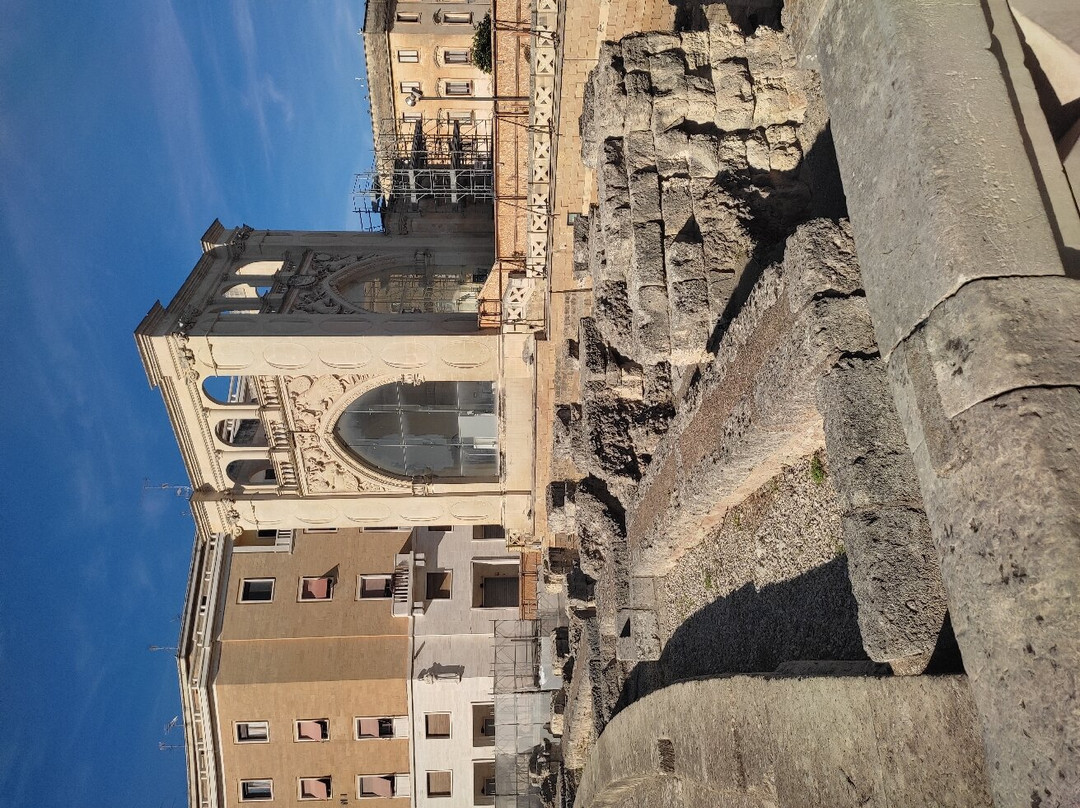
[809,451,827,485]
[703,570,713,590]
[471,12,492,73]
[835,541,847,558]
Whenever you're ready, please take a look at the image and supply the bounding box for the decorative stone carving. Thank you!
[228,224,253,258]
[284,374,404,493]
[172,333,200,381]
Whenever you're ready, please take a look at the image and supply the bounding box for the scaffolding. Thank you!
[353,118,494,231]
[492,590,567,807]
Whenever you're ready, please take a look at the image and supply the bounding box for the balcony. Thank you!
[391,552,426,617]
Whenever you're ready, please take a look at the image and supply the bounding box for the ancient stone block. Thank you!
[685,77,718,126]
[819,355,946,672]
[648,50,687,95]
[625,129,658,175]
[746,130,771,170]
[686,134,720,178]
[712,60,754,131]
[660,176,694,235]
[623,71,654,134]
[632,285,671,357]
[653,128,689,178]
[599,138,629,204]
[679,30,712,73]
[631,221,666,287]
[664,238,706,285]
[628,171,663,224]
[652,93,689,137]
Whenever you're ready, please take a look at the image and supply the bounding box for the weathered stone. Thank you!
[659,176,694,236]
[651,93,688,136]
[628,171,662,224]
[746,130,771,170]
[685,78,718,127]
[752,75,809,127]
[652,128,688,178]
[678,30,711,73]
[686,134,720,178]
[717,133,749,170]
[580,45,626,167]
[647,50,686,95]
[712,60,755,131]
[889,333,1080,807]
[664,238,705,285]
[575,676,993,808]
[783,218,863,306]
[615,608,661,662]
[917,275,1080,419]
[573,215,591,278]
[819,355,947,672]
[811,0,1065,357]
[630,221,666,287]
[623,71,653,134]
[624,130,657,174]
[632,285,671,358]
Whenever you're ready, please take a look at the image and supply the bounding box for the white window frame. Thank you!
[298,576,335,601]
[395,11,421,22]
[240,780,273,802]
[295,718,330,742]
[441,11,473,23]
[399,81,422,94]
[298,776,333,801]
[239,578,275,603]
[397,49,420,63]
[443,49,470,65]
[357,774,398,799]
[355,715,408,740]
[235,721,270,743]
[358,574,393,599]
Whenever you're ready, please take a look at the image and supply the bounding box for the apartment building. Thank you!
[137,220,543,807]
[363,0,494,145]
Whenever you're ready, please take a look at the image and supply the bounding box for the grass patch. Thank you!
[809,451,827,485]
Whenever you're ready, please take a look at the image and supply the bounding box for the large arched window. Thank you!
[331,264,485,314]
[333,381,497,479]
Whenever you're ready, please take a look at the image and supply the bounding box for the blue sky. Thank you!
[0,1,372,804]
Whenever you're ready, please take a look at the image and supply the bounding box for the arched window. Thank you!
[331,264,485,314]
[216,418,267,447]
[203,376,258,405]
[333,381,497,479]
[226,460,277,486]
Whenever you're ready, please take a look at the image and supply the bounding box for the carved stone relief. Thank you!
[284,373,405,494]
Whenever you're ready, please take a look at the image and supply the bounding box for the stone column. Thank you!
[786,1,1080,803]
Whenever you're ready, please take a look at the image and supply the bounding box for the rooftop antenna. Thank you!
[164,716,181,734]
[159,741,185,752]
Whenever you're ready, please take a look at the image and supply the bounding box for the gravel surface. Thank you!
[659,452,847,639]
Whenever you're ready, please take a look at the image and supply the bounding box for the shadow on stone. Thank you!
[616,557,870,714]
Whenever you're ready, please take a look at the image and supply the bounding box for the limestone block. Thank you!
[712,60,755,131]
[625,129,658,175]
[685,77,718,126]
[664,238,706,285]
[819,355,947,672]
[717,133,749,170]
[623,71,654,134]
[679,30,712,73]
[770,143,803,172]
[686,134,720,178]
[579,317,608,381]
[581,45,626,167]
[631,221,666,288]
[628,171,663,224]
[652,93,688,137]
[783,218,862,307]
[659,176,694,237]
[620,34,653,75]
[647,50,687,96]
[888,338,1080,806]
[652,128,688,178]
[668,278,711,355]
[632,285,671,358]
[592,280,633,353]
[599,202,634,277]
[746,130,771,170]
[707,269,738,314]
[813,0,1065,356]
[598,138,629,204]
[752,76,809,127]
[744,27,792,75]
[709,20,748,63]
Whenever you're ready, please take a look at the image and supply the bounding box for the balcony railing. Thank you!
[391,552,426,617]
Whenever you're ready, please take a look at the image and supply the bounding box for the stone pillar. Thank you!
[786,1,1080,803]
